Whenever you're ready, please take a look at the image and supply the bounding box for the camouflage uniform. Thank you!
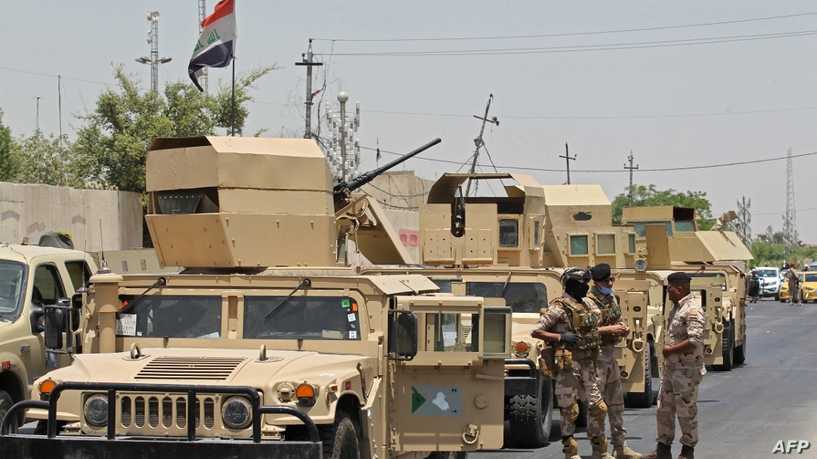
[656,293,705,449]
[588,286,632,455]
[536,294,606,451]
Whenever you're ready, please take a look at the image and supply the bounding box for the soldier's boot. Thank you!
[591,436,615,459]
[644,443,672,459]
[677,445,694,459]
[562,436,581,459]
[614,444,643,459]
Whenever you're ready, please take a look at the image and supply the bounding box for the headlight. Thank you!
[221,396,253,430]
[83,394,108,428]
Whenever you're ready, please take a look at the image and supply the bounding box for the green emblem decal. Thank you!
[411,387,426,413]
[341,298,351,309]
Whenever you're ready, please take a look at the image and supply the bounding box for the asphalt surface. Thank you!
[475,300,817,459]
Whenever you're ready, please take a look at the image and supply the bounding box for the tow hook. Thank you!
[462,424,479,445]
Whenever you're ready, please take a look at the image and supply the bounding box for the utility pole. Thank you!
[34,96,41,134]
[197,0,208,93]
[559,142,577,184]
[296,39,323,139]
[57,75,62,146]
[338,91,349,182]
[465,93,499,197]
[136,11,172,93]
[624,150,639,204]
[783,147,798,253]
[736,196,752,246]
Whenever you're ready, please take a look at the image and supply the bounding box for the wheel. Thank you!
[0,390,14,430]
[625,343,654,408]
[734,333,746,366]
[507,380,552,448]
[427,453,467,459]
[323,415,360,459]
[717,320,735,371]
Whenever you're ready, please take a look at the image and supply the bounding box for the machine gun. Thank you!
[333,138,441,206]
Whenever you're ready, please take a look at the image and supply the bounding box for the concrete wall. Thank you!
[0,182,143,251]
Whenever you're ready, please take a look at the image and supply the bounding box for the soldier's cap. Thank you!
[561,267,591,285]
[591,263,612,282]
[667,271,692,285]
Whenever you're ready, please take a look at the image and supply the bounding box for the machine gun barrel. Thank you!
[333,138,441,197]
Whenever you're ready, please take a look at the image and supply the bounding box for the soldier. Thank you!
[588,263,641,459]
[646,272,705,459]
[783,264,801,304]
[531,267,610,459]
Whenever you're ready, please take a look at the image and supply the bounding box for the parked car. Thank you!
[781,272,817,303]
[753,267,781,299]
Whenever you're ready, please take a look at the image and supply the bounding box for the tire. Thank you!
[0,390,14,431]
[734,333,746,366]
[323,415,361,459]
[625,343,654,408]
[427,453,467,459]
[717,320,735,371]
[507,381,552,448]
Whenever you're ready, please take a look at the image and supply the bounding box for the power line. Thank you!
[359,145,817,174]
[312,11,817,42]
[0,65,110,86]
[316,29,817,57]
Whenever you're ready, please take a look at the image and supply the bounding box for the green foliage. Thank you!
[72,65,273,192]
[14,132,78,187]
[750,240,817,268]
[611,184,716,229]
[0,110,20,181]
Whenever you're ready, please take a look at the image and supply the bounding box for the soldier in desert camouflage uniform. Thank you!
[532,267,609,459]
[588,263,641,459]
[646,272,705,459]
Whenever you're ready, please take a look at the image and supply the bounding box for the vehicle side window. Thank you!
[32,264,66,305]
[65,260,93,291]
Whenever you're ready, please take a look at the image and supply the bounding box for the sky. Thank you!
[1,1,816,242]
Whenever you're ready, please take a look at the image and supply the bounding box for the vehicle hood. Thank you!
[49,347,370,391]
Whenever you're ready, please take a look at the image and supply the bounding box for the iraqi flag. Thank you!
[188,0,236,91]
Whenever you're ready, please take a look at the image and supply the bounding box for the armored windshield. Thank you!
[466,282,547,313]
[243,296,361,340]
[116,295,222,338]
[0,261,26,320]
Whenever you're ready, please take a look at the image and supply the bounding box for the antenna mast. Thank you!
[296,39,323,139]
[465,93,499,197]
[783,147,798,252]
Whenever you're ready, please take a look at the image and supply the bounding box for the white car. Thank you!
[753,267,781,299]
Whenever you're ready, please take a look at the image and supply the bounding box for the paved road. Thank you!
[475,300,817,459]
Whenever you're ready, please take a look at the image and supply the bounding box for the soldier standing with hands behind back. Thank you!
[531,268,610,459]
[588,263,642,459]
[646,272,705,459]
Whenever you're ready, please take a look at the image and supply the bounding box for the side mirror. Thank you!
[44,298,71,350]
[388,311,418,360]
[29,306,45,334]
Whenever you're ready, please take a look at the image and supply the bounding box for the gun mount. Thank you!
[332,137,441,206]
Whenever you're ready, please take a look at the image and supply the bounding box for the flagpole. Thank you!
[231,57,236,136]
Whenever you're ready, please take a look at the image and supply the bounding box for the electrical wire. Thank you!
[316,29,817,57]
[312,11,817,42]
[0,65,110,86]
[359,145,817,174]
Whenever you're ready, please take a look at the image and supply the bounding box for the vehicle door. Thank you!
[25,262,69,382]
[611,276,651,394]
[62,258,94,353]
[388,296,510,453]
[659,280,721,367]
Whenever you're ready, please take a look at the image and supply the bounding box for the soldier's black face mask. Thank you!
[565,279,590,300]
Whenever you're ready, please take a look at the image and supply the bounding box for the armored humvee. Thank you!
[0,243,97,425]
[361,173,664,447]
[622,206,752,370]
[0,136,512,459]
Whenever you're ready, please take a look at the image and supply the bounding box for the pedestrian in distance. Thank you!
[645,272,705,459]
[588,263,642,459]
[747,271,760,304]
[783,263,801,305]
[532,267,609,459]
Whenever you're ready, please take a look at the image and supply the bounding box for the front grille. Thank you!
[120,394,219,432]
[136,357,245,381]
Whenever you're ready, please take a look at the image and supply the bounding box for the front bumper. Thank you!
[0,382,322,459]
[0,434,321,459]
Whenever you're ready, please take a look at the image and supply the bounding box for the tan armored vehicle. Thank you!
[362,173,663,447]
[0,137,512,459]
[622,206,751,370]
[0,243,97,424]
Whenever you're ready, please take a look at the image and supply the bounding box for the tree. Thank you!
[611,184,716,229]
[72,65,273,192]
[0,110,20,181]
[15,132,77,187]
